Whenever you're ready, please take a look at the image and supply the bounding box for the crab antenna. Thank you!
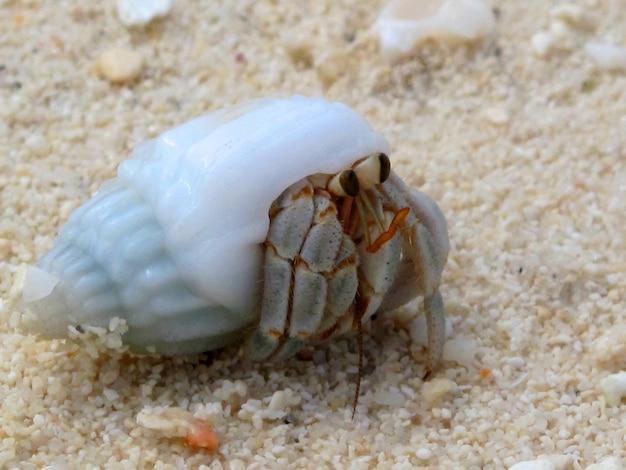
[358,190,386,233]
[352,314,364,420]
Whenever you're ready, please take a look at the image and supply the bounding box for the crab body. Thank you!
[22,96,449,373]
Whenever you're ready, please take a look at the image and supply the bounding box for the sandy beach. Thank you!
[1,1,625,468]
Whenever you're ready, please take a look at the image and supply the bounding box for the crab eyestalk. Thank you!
[329,152,408,253]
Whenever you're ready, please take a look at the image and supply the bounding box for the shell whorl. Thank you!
[30,181,250,354]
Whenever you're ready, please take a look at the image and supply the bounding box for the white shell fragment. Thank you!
[372,0,496,62]
[600,372,626,406]
[21,96,389,355]
[136,407,209,438]
[586,457,624,470]
[136,406,218,450]
[584,42,626,71]
[509,455,578,470]
[508,459,556,470]
[117,0,173,27]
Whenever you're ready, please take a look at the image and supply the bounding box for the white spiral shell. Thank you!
[23,96,390,355]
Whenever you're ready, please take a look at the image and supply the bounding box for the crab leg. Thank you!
[352,190,403,321]
[378,174,449,374]
[247,181,359,361]
[317,234,358,336]
[273,190,342,359]
[401,221,446,374]
[246,180,315,360]
[423,292,445,377]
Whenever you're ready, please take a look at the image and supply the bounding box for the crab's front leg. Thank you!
[246,178,358,361]
[402,212,447,376]
[380,173,450,376]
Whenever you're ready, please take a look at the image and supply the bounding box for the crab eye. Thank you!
[328,169,360,197]
[353,153,390,189]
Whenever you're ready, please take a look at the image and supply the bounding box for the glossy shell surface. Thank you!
[23,96,390,354]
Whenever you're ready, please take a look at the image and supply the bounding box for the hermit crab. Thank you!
[22,96,449,405]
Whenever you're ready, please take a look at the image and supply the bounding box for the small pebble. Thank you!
[98,365,119,386]
[229,460,246,470]
[531,31,557,57]
[548,20,570,40]
[102,388,120,401]
[269,390,288,411]
[421,378,457,403]
[584,42,626,71]
[24,133,49,157]
[599,372,626,406]
[442,335,477,367]
[415,448,433,460]
[96,48,143,83]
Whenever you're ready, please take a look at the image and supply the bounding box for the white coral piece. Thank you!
[117,0,173,27]
[372,0,496,62]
